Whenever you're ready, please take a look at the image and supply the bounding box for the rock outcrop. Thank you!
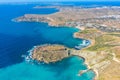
[31,45,70,63]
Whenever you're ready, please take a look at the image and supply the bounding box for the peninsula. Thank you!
[31,45,70,63]
[14,6,120,80]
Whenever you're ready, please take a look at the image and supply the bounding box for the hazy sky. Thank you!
[0,0,119,2]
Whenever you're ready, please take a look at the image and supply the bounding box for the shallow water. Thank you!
[0,56,95,80]
[0,4,95,80]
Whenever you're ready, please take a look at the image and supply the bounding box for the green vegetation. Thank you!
[77,29,120,51]
[80,29,97,34]
[86,35,116,51]
[108,33,120,37]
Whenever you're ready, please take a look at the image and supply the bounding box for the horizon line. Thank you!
[0,1,120,3]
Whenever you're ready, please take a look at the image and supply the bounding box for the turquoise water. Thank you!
[0,4,95,80]
[0,56,95,80]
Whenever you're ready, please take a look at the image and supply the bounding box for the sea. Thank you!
[0,1,119,80]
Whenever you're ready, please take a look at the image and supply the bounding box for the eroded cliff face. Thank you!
[31,45,70,63]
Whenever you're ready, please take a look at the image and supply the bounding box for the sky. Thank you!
[0,0,119,3]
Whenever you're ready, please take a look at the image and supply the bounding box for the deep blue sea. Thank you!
[1,1,119,80]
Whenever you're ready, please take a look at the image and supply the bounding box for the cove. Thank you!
[0,56,95,80]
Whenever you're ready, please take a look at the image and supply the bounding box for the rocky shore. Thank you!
[30,44,70,63]
[28,27,120,80]
[13,6,120,32]
[73,28,120,80]
[29,44,98,78]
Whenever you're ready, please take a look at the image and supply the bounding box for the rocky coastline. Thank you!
[13,14,120,32]
[29,44,71,64]
[26,28,120,80]
[73,28,120,80]
[27,44,98,79]
[16,6,120,80]
[13,6,120,33]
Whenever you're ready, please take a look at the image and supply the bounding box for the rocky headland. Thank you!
[13,6,120,32]
[31,45,70,63]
